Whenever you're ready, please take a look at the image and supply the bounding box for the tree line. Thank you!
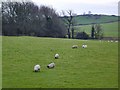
[2,1,67,38]
[1,1,103,39]
[76,24,103,40]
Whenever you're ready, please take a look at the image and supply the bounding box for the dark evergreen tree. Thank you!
[91,25,95,39]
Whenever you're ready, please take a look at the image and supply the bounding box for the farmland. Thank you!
[2,36,118,88]
[71,15,118,25]
[62,15,119,38]
[74,22,118,37]
[1,1,119,88]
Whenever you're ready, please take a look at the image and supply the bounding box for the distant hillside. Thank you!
[61,14,118,25]
[74,22,118,38]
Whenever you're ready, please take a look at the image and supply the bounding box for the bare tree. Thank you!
[94,24,103,39]
[88,11,91,15]
[62,10,75,39]
[2,1,66,37]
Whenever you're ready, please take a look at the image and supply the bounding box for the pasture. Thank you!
[2,36,118,88]
[70,15,118,25]
[74,22,118,37]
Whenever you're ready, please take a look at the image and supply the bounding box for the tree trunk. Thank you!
[68,28,71,39]
[72,28,74,39]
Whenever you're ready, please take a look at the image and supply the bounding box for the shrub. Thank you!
[76,32,89,39]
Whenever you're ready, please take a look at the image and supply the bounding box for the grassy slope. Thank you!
[2,36,118,88]
[74,15,118,25]
[74,22,118,37]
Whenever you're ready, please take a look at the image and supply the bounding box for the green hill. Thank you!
[62,14,118,25]
[74,22,118,37]
[62,15,119,38]
[74,15,118,25]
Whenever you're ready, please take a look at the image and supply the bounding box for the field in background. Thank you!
[72,15,118,25]
[62,15,119,38]
[2,36,118,88]
[74,22,118,37]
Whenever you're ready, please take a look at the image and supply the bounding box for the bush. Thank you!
[76,32,89,39]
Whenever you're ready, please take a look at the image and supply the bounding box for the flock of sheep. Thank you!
[107,40,118,42]
[33,39,119,72]
[33,44,87,72]
[33,54,58,72]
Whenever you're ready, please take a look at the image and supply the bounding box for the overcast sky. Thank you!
[32,0,119,15]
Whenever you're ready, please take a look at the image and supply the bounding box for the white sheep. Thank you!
[55,53,59,59]
[85,45,87,48]
[82,44,87,48]
[115,41,118,42]
[34,64,40,72]
[72,45,78,49]
[111,40,113,42]
[47,62,55,69]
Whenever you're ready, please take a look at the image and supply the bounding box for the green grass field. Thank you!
[2,36,118,88]
[74,22,118,37]
[73,15,118,25]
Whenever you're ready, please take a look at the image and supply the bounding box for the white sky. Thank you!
[32,0,119,15]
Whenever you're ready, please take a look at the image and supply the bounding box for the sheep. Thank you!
[111,40,113,42]
[82,44,87,48]
[55,53,59,59]
[85,45,87,48]
[34,64,40,72]
[47,62,55,69]
[115,41,118,42]
[72,45,78,49]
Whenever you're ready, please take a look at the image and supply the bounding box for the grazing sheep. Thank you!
[34,64,40,72]
[108,40,110,42]
[82,44,87,48]
[111,40,113,42]
[55,54,59,59]
[115,41,118,42]
[47,62,55,69]
[72,45,78,49]
[85,45,87,48]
